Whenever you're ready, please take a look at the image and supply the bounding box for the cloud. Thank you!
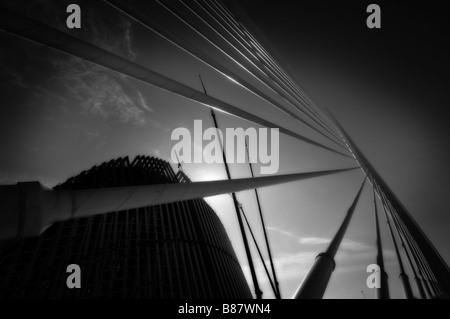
[53,58,149,126]
[299,237,331,245]
[241,227,396,298]
[3,0,137,61]
[267,226,377,252]
[260,226,379,276]
[137,91,154,113]
[48,8,160,127]
[266,226,298,239]
[267,226,330,247]
[1,1,160,128]
[242,251,317,286]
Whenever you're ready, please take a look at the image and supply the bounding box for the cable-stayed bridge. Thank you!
[0,1,448,299]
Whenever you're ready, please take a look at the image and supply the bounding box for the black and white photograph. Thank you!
[0,0,449,310]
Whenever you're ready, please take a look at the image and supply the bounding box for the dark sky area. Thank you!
[236,0,450,262]
[0,0,449,299]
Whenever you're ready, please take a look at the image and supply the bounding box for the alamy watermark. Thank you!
[171,120,279,175]
[66,264,81,289]
[366,264,381,289]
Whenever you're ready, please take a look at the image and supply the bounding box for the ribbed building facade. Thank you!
[0,156,252,299]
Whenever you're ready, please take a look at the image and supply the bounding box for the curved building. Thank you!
[0,156,252,299]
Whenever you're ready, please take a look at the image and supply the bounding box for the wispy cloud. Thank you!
[1,2,160,129]
[267,226,373,252]
[3,0,137,61]
[56,2,151,126]
[242,251,317,286]
[242,226,395,298]
[299,237,331,245]
[267,226,331,246]
[52,51,155,126]
[137,91,154,113]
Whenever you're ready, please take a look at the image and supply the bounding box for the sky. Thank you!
[0,0,449,299]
